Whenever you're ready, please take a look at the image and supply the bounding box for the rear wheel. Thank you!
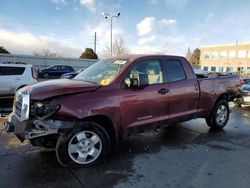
[56,122,111,167]
[205,100,229,129]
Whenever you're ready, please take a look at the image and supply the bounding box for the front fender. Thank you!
[49,91,122,136]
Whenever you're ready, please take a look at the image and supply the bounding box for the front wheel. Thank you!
[56,122,111,167]
[205,100,230,129]
[44,73,49,79]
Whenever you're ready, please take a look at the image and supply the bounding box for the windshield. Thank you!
[74,59,127,85]
[76,68,85,74]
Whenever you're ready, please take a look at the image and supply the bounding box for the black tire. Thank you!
[205,100,230,129]
[44,73,49,79]
[56,121,111,167]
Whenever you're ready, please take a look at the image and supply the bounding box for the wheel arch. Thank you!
[81,115,119,148]
[16,85,27,91]
[215,93,229,103]
[206,93,229,118]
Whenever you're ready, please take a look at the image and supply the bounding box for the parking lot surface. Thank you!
[0,106,250,188]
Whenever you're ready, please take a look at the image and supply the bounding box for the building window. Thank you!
[211,66,216,72]
[219,67,224,72]
[204,52,210,59]
[226,67,234,73]
[211,51,218,58]
[247,67,250,73]
[220,51,227,58]
[229,51,236,58]
[238,50,246,58]
[204,66,208,71]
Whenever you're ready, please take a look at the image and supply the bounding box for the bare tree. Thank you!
[103,38,130,58]
[33,49,61,57]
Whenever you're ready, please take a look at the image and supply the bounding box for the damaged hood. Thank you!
[28,79,101,100]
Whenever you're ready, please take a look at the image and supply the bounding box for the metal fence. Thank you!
[0,54,98,71]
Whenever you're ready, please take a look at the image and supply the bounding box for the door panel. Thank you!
[162,59,199,121]
[120,83,170,135]
[119,59,171,136]
[48,66,58,77]
[168,79,199,120]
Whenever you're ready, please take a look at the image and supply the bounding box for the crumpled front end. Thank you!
[4,88,74,147]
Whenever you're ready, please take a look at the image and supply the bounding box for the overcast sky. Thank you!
[0,0,250,58]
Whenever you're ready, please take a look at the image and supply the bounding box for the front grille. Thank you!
[14,94,23,118]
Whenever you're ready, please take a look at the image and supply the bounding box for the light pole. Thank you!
[102,12,120,57]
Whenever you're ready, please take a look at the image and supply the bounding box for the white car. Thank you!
[0,63,37,97]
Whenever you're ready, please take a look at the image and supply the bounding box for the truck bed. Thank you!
[197,74,240,117]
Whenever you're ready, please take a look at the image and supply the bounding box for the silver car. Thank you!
[0,63,37,97]
[234,78,250,107]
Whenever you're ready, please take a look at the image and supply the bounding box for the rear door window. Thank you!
[0,66,25,76]
[60,66,66,70]
[163,59,186,82]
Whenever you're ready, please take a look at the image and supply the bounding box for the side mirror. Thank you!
[127,73,149,88]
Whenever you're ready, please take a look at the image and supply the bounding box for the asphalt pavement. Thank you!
[0,105,250,188]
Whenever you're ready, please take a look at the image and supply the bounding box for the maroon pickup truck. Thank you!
[5,55,241,167]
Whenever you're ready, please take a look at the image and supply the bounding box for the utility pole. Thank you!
[94,32,97,53]
[102,12,120,57]
[110,19,112,57]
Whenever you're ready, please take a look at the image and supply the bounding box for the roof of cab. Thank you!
[111,54,186,63]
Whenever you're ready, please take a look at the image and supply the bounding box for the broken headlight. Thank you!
[31,101,60,118]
